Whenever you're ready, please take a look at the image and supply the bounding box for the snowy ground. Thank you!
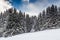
[0,29,60,40]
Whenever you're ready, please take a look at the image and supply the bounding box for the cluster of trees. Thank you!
[0,5,60,37]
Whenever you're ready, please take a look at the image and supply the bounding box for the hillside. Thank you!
[0,29,60,40]
[0,5,60,37]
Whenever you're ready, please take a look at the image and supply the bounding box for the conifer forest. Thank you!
[0,5,60,37]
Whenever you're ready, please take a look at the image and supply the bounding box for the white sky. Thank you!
[23,0,29,2]
[22,0,60,16]
[0,0,60,16]
[0,0,12,13]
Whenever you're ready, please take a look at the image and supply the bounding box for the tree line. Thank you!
[0,5,60,37]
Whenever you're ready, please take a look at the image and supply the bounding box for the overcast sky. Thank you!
[0,0,60,16]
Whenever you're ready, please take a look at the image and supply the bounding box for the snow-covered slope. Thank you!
[0,29,60,40]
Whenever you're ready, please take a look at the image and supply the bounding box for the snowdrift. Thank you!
[0,29,60,40]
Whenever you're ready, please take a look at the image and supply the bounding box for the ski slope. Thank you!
[0,29,60,40]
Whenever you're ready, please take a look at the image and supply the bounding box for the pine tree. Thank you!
[26,14,32,32]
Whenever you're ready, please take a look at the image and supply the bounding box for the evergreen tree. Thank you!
[26,14,32,32]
